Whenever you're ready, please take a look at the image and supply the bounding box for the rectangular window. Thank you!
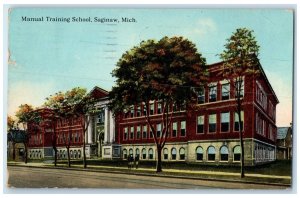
[75,132,78,143]
[209,114,216,133]
[136,106,141,117]
[180,102,186,111]
[130,107,134,118]
[142,125,147,139]
[157,103,162,114]
[130,126,134,139]
[268,124,272,140]
[97,109,105,124]
[208,153,215,161]
[234,111,244,131]
[262,120,266,136]
[150,103,154,115]
[197,153,203,161]
[157,123,161,138]
[197,116,204,134]
[150,128,153,138]
[209,85,217,102]
[222,83,230,100]
[172,103,177,112]
[221,112,230,132]
[180,121,186,136]
[172,122,177,137]
[124,127,128,140]
[235,79,244,98]
[143,104,147,116]
[197,86,205,104]
[136,126,141,139]
[164,153,168,160]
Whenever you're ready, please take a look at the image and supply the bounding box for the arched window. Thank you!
[148,148,154,159]
[171,148,177,160]
[207,146,216,161]
[233,146,241,161]
[179,148,185,160]
[78,150,81,159]
[129,148,133,157]
[29,151,32,159]
[196,147,203,161]
[74,150,78,159]
[142,148,146,159]
[163,148,168,160]
[39,151,42,159]
[135,148,140,158]
[123,149,127,159]
[70,150,73,159]
[220,146,229,161]
[62,150,65,159]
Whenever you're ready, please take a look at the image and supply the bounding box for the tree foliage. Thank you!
[7,116,16,131]
[15,104,41,163]
[109,36,208,172]
[220,28,260,77]
[44,87,87,117]
[110,36,208,111]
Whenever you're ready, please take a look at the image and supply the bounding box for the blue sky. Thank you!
[8,8,293,126]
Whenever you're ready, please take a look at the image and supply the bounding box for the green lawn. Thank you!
[54,159,292,176]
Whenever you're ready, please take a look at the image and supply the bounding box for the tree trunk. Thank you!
[156,145,162,173]
[12,142,16,161]
[83,135,87,168]
[99,140,102,158]
[54,148,57,166]
[237,102,245,178]
[24,143,28,164]
[67,146,71,168]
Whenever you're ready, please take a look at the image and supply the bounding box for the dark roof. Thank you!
[277,127,289,139]
[88,86,109,99]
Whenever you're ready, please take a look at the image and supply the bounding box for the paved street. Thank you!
[7,166,286,189]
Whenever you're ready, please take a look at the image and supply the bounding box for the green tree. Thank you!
[7,116,16,130]
[7,116,17,160]
[219,28,260,178]
[44,87,87,168]
[109,36,208,172]
[15,104,41,164]
[74,94,100,168]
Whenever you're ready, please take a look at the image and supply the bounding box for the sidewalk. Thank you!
[7,161,291,186]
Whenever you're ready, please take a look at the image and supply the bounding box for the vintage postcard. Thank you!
[5,6,294,191]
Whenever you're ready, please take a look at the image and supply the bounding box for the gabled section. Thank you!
[88,86,109,100]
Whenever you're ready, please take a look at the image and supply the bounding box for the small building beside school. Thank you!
[276,127,292,160]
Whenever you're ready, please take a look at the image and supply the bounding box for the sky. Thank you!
[7,8,293,127]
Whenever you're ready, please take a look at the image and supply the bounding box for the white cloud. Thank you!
[192,18,217,37]
[7,81,55,118]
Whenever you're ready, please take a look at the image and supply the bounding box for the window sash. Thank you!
[222,83,230,100]
[209,86,217,101]
[197,87,205,104]
[221,112,230,123]
[209,114,216,123]
[197,116,204,125]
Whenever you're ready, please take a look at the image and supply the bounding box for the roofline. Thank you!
[88,86,109,96]
[257,62,280,104]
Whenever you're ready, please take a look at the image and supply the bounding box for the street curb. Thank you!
[7,164,291,188]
